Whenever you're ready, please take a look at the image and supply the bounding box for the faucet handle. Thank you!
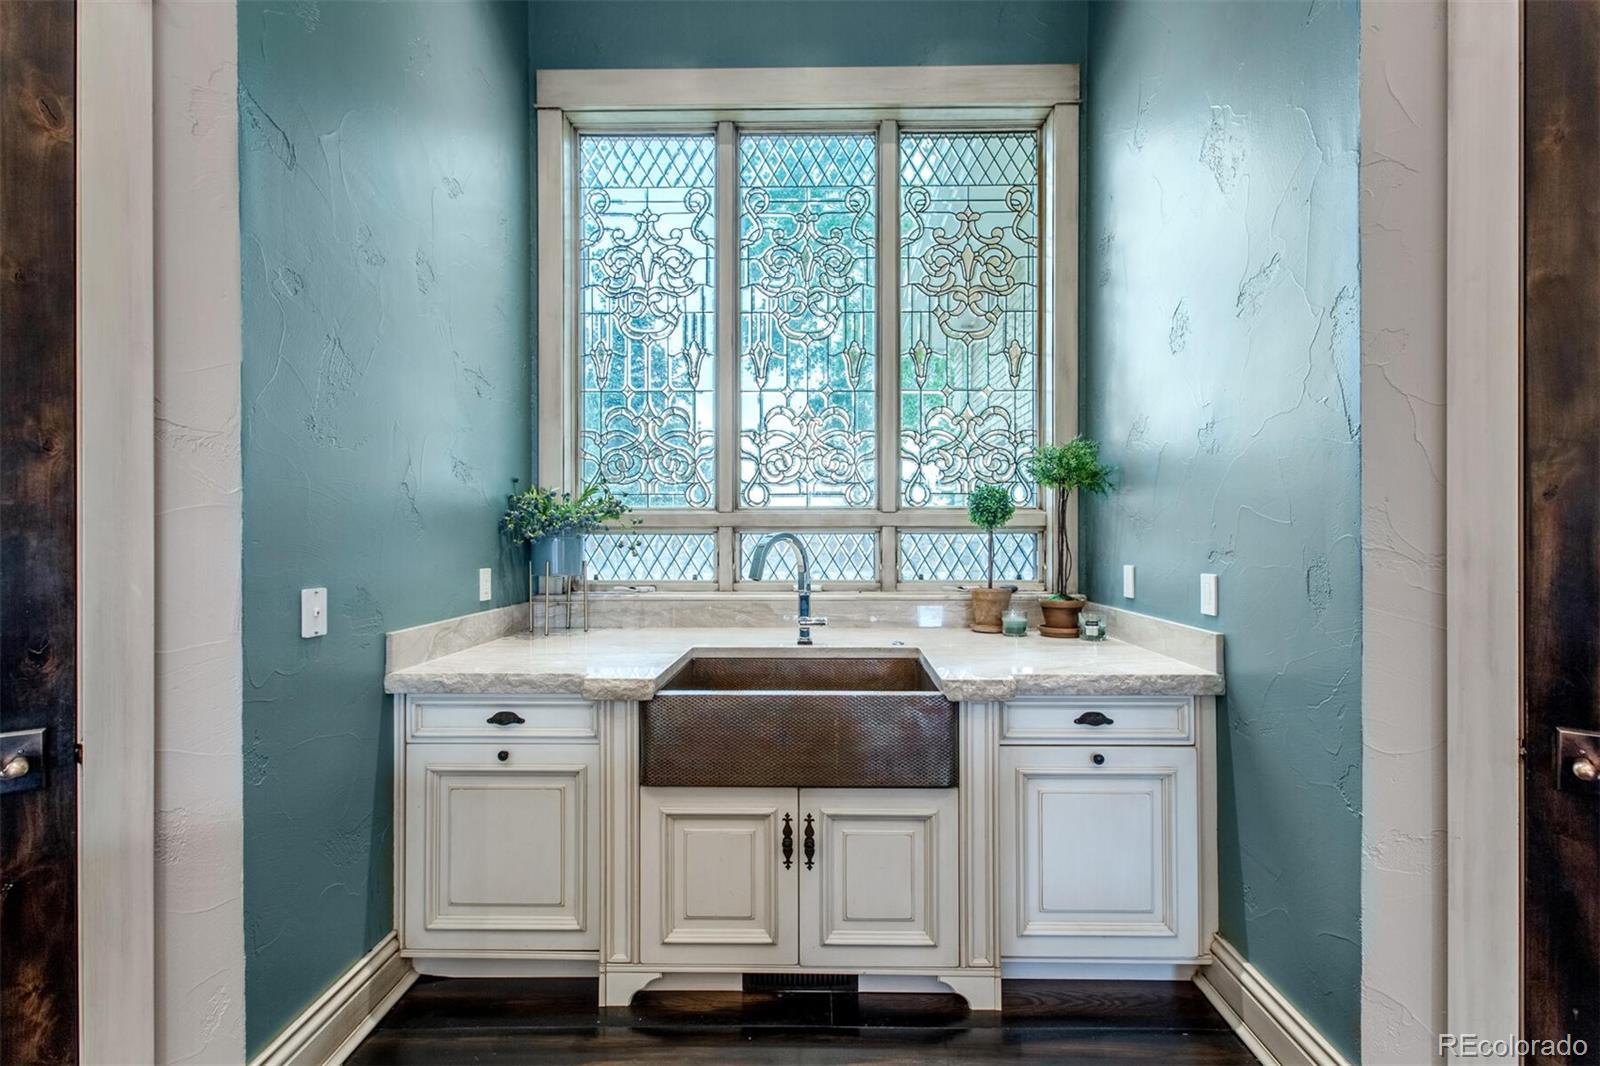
[798,616,828,627]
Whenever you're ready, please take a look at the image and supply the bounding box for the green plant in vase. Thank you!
[966,483,1017,634]
[1025,437,1114,637]
[502,480,635,586]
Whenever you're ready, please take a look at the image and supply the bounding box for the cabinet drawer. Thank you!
[1000,697,1193,745]
[405,695,598,742]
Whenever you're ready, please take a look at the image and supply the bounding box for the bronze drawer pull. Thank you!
[1074,711,1115,727]
[486,710,526,726]
[781,814,794,869]
[803,814,816,870]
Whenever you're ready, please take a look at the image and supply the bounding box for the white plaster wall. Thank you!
[153,1,247,1061]
[1359,2,1448,1061]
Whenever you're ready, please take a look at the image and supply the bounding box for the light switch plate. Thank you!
[1123,564,1136,599]
[1200,573,1219,617]
[478,568,493,602]
[301,587,328,638]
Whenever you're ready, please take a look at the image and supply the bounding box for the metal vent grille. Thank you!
[744,972,858,993]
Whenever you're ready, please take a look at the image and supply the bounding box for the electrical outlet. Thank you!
[1200,573,1219,617]
[1123,564,1136,599]
[301,587,328,638]
[479,568,492,602]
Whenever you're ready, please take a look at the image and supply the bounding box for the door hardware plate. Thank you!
[0,728,46,795]
[1555,727,1600,795]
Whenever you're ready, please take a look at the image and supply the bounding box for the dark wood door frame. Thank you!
[0,2,80,1062]
[1523,1,1600,1060]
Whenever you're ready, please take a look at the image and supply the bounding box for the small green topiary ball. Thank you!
[967,484,1016,530]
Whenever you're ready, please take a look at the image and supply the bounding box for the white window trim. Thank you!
[536,65,1079,592]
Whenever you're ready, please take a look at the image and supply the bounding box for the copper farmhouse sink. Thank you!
[640,656,958,789]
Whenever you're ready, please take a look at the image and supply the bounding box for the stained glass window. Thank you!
[900,132,1040,508]
[579,135,717,508]
[739,133,877,508]
[586,532,717,582]
[738,531,877,583]
[898,530,1039,583]
[565,117,1064,589]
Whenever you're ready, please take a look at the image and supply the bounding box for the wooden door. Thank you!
[0,2,79,1061]
[798,788,959,969]
[639,787,798,967]
[1524,2,1600,1056]
[405,743,599,953]
[999,746,1199,960]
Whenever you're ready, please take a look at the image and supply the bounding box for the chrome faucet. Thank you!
[748,532,828,645]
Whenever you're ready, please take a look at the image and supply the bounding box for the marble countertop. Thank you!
[383,625,1224,702]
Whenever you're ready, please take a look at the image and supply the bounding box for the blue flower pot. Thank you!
[530,533,584,578]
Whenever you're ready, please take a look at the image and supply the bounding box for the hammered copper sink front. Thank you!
[640,657,958,788]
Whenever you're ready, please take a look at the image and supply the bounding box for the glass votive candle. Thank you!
[1001,608,1028,637]
[1080,613,1106,641]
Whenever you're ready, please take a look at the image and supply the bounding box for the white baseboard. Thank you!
[1194,935,1352,1066]
[249,932,417,1066]
[1002,959,1201,981]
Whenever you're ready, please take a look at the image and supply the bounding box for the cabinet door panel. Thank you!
[1000,746,1199,960]
[799,788,959,968]
[405,742,599,952]
[640,787,798,966]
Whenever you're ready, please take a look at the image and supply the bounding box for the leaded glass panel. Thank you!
[739,133,877,508]
[899,132,1039,508]
[898,530,1038,583]
[586,532,717,582]
[580,135,717,508]
[738,531,877,583]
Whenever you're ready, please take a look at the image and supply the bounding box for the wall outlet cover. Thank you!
[301,587,328,638]
[1123,564,1136,599]
[479,567,492,602]
[1200,573,1219,617]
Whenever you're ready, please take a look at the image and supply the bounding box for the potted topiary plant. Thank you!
[1025,437,1113,637]
[966,483,1017,634]
[502,480,633,589]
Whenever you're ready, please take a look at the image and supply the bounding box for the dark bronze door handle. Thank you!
[781,814,794,869]
[486,710,526,726]
[1074,711,1115,727]
[802,814,816,870]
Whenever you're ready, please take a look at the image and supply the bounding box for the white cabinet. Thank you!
[639,786,959,970]
[800,788,959,969]
[404,741,599,953]
[395,690,1213,986]
[999,744,1199,960]
[639,786,798,967]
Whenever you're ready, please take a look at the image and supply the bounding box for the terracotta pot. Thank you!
[969,587,1014,633]
[1039,596,1086,638]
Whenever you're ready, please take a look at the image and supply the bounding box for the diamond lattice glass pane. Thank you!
[738,531,877,583]
[900,132,1040,508]
[897,530,1038,583]
[739,133,877,508]
[585,532,716,582]
[580,135,717,508]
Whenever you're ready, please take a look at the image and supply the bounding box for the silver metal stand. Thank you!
[543,562,553,636]
[539,562,591,635]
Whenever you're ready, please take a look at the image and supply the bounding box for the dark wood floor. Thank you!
[348,978,1254,1065]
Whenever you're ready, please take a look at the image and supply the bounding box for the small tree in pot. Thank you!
[1025,437,1113,637]
[966,483,1017,634]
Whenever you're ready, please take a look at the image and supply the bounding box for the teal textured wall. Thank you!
[529,0,1087,70]
[237,1,530,1052]
[1082,1,1362,1055]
